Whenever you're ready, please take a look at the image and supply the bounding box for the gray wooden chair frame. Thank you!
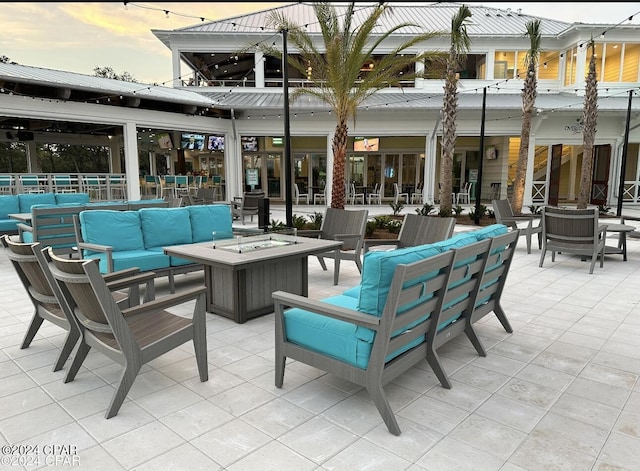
[363,214,456,253]
[46,247,208,418]
[298,208,368,285]
[539,206,606,274]
[273,238,493,435]
[1,235,154,372]
[232,191,265,224]
[492,198,542,254]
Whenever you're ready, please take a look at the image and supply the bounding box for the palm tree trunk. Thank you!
[331,121,348,209]
[577,43,598,209]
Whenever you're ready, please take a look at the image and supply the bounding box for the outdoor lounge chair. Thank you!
[539,206,606,274]
[363,213,456,253]
[1,235,154,372]
[46,247,208,418]
[232,190,265,224]
[492,198,542,254]
[298,207,368,285]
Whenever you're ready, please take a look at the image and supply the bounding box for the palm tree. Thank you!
[439,5,472,215]
[263,3,440,209]
[511,19,542,215]
[577,39,599,209]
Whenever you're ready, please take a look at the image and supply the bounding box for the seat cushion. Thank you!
[87,250,170,274]
[139,207,192,248]
[18,193,56,213]
[146,246,195,267]
[55,193,89,205]
[187,205,234,242]
[80,210,144,255]
[358,243,442,315]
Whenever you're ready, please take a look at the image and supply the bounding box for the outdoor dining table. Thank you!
[601,222,635,261]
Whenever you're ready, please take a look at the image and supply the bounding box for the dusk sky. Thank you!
[1,2,639,85]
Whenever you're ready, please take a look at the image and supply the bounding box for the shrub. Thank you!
[373,215,393,229]
[438,208,452,217]
[387,219,402,234]
[528,204,542,215]
[291,214,307,229]
[415,202,435,216]
[269,219,287,231]
[307,211,323,230]
[365,220,377,237]
[452,204,464,216]
[467,204,488,219]
[389,202,404,216]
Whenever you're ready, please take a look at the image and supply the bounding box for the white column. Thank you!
[171,46,181,87]
[415,54,424,89]
[25,142,38,172]
[523,137,536,207]
[254,51,265,87]
[485,50,496,80]
[123,121,141,200]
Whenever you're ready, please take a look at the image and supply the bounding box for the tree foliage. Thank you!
[93,66,138,83]
[260,2,440,209]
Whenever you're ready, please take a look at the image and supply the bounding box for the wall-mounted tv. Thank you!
[241,136,259,152]
[156,133,173,150]
[208,135,225,152]
[180,133,205,151]
[354,137,379,152]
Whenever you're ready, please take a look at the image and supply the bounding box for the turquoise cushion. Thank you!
[55,193,89,205]
[0,195,19,218]
[139,208,192,248]
[187,205,234,242]
[146,246,194,267]
[472,224,508,241]
[342,285,361,299]
[80,210,144,255]
[18,193,56,213]
[86,250,170,274]
[0,219,18,232]
[358,243,441,315]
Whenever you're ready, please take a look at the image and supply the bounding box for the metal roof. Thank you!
[200,90,638,113]
[165,2,572,38]
[0,62,214,107]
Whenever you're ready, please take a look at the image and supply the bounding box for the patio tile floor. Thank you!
[1,203,640,470]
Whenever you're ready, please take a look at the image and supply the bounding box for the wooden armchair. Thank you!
[492,198,542,254]
[539,206,606,274]
[363,214,456,253]
[1,235,154,373]
[232,191,265,224]
[298,208,368,285]
[46,247,208,418]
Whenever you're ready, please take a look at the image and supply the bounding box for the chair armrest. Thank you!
[77,242,114,272]
[16,223,33,234]
[121,286,206,316]
[363,238,399,253]
[102,267,140,282]
[272,291,380,328]
[333,233,363,243]
[105,271,156,291]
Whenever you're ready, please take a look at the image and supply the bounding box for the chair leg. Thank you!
[52,329,80,372]
[275,351,286,388]
[105,362,141,419]
[333,257,341,285]
[427,346,451,389]
[367,383,401,436]
[465,322,486,357]
[20,312,44,349]
[64,342,91,383]
[317,256,328,272]
[192,294,208,382]
[493,303,514,333]
[538,248,546,267]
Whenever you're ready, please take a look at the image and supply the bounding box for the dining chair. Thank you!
[20,174,46,194]
[313,186,326,205]
[0,174,16,194]
[456,182,472,204]
[82,175,106,201]
[393,183,408,204]
[108,174,127,200]
[294,183,310,205]
[161,175,176,199]
[46,247,207,418]
[53,175,76,193]
[350,183,365,205]
[411,183,423,204]
[367,183,382,205]
[174,175,190,197]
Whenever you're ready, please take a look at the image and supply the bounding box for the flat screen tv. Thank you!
[180,133,205,151]
[156,133,173,150]
[354,137,379,152]
[208,135,225,152]
[241,136,259,152]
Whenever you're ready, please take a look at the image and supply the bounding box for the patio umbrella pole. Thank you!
[282,29,293,228]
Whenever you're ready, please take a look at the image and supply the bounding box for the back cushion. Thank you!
[0,195,19,218]
[139,207,192,248]
[18,193,56,213]
[55,193,90,205]
[358,243,441,315]
[472,224,508,241]
[188,205,234,242]
[80,210,144,252]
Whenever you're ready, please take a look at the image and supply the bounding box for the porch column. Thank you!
[255,51,265,87]
[123,121,141,200]
[415,53,424,89]
[25,142,38,172]
[171,46,181,87]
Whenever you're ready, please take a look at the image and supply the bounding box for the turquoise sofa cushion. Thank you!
[0,195,19,218]
[18,193,56,213]
[342,285,361,299]
[146,246,194,267]
[139,207,192,248]
[0,219,18,232]
[87,250,170,274]
[55,193,89,205]
[80,210,144,255]
[187,205,234,242]
[473,224,508,242]
[358,243,442,316]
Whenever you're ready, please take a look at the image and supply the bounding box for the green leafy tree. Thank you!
[93,66,138,83]
[262,3,440,208]
[577,39,598,209]
[439,5,472,214]
[511,20,541,215]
